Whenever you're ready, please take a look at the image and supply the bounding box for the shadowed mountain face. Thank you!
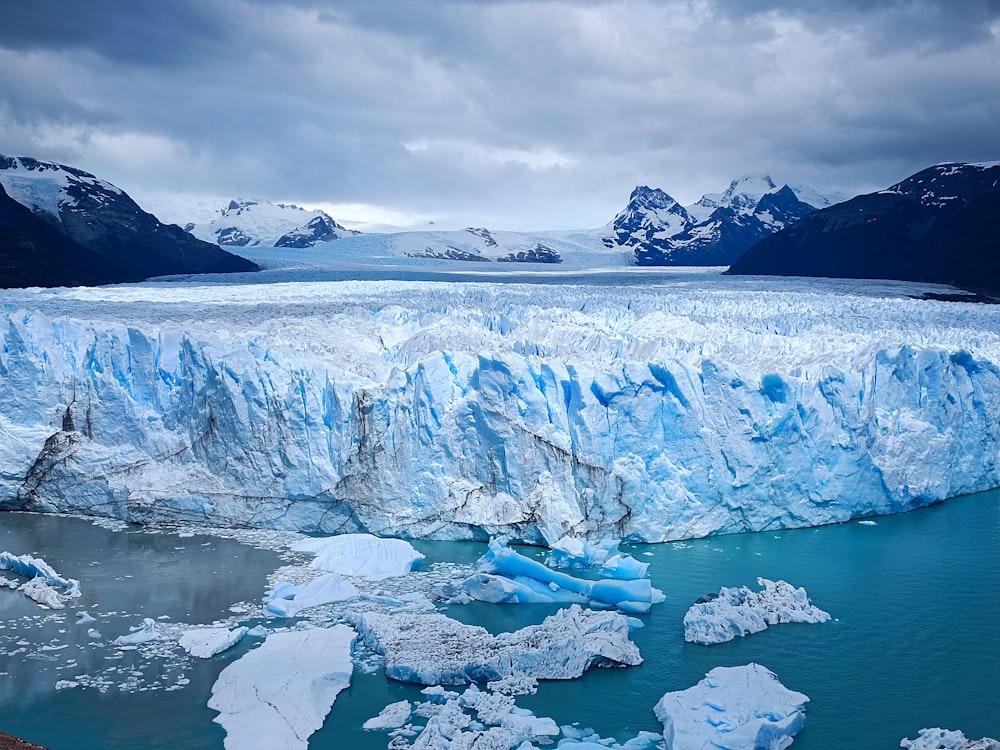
[0,155,257,288]
[604,177,826,266]
[728,162,1000,293]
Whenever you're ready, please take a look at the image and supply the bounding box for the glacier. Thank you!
[2,273,1000,543]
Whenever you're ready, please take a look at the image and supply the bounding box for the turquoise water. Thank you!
[2,492,999,748]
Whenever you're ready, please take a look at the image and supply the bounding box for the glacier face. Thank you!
[2,273,1000,543]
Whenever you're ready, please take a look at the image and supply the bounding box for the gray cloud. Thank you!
[1,0,998,229]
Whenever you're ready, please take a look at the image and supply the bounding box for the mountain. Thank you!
[186,199,358,248]
[0,155,257,288]
[604,176,833,266]
[727,162,1000,292]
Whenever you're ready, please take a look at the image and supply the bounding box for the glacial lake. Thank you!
[1,490,998,749]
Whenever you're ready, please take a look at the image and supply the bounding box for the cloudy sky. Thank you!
[1,0,998,230]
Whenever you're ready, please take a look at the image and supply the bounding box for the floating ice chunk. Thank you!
[0,551,81,601]
[350,603,640,685]
[19,578,66,609]
[264,573,359,617]
[654,663,808,750]
[363,700,412,730]
[246,625,267,638]
[76,612,97,624]
[466,539,663,613]
[547,536,617,569]
[113,618,159,646]
[601,553,649,580]
[291,534,425,580]
[87,628,102,639]
[683,578,831,645]
[179,626,249,659]
[0,575,18,589]
[209,625,355,750]
[900,728,1000,749]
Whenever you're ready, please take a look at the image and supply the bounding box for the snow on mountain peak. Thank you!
[187,197,357,248]
[0,154,125,224]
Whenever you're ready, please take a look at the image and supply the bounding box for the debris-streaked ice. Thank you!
[209,625,355,750]
[683,578,831,645]
[291,533,424,579]
[350,603,641,685]
[654,663,809,750]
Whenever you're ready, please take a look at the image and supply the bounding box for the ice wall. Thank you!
[2,279,1000,543]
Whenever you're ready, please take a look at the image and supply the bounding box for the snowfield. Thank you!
[2,268,1000,542]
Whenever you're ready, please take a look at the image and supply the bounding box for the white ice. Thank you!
[362,699,412,730]
[900,728,1000,749]
[263,573,359,617]
[113,617,159,646]
[291,533,425,580]
[18,578,65,609]
[209,624,355,750]
[683,577,831,645]
[654,663,809,750]
[350,603,641,685]
[178,625,249,659]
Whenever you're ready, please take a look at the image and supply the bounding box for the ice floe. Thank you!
[363,700,413,730]
[351,603,641,685]
[654,663,809,750]
[209,624,356,750]
[0,551,81,608]
[683,578,831,645]
[113,618,159,646]
[900,728,1000,749]
[178,626,249,659]
[263,573,359,617]
[465,539,664,613]
[291,533,425,579]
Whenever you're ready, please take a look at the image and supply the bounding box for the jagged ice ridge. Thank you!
[2,276,1000,542]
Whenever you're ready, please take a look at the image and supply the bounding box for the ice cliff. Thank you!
[2,277,1000,543]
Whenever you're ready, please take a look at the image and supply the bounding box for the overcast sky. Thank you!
[1,0,998,230]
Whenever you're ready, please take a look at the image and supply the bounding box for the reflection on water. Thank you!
[2,492,1000,749]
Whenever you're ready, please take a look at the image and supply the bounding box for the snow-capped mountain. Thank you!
[604,176,835,266]
[186,199,358,248]
[729,161,1000,293]
[0,155,257,287]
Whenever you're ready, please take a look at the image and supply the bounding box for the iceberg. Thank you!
[465,539,664,613]
[178,626,249,659]
[653,663,809,750]
[362,700,412,730]
[4,279,1000,543]
[113,617,159,646]
[547,535,618,569]
[263,573,359,617]
[18,578,66,609]
[900,728,1000,750]
[0,552,81,597]
[683,577,831,645]
[350,603,641,685]
[291,533,424,579]
[209,624,355,750]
